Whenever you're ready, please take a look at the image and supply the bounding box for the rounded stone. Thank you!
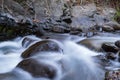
[102,43,119,53]
[102,25,114,32]
[16,58,56,79]
[115,40,120,48]
[21,40,62,58]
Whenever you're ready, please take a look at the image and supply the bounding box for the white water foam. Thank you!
[0,37,105,80]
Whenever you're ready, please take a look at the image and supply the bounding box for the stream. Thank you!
[0,34,120,80]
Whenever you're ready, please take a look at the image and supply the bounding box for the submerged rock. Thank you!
[17,58,56,79]
[93,55,110,67]
[21,40,62,58]
[105,52,116,60]
[22,36,38,48]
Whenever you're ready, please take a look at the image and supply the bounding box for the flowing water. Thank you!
[0,35,119,80]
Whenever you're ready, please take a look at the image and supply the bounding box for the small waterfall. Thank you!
[60,41,104,80]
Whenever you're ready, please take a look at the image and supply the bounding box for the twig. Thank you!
[1,0,4,12]
[5,5,13,14]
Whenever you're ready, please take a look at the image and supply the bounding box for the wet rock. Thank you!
[105,21,120,30]
[41,33,70,41]
[115,40,120,48]
[40,17,71,33]
[30,22,45,36]
[105,70,120,80]
[0,13,45,41]
[78,37,120,52]
[0,13,17,27]
[105,52,116,60]
[118,52,120,62]
[70,28,82,35]
[70,31,81,35]
[52,25,70,33]
[17,58,56,79]
[0,13,18,41]
[15,20,45,37]
[61,16,72,24]
[21,40,62,58]
[17,17,33,26]
[102,43,119,53]
[78,39,103,51]
[102,25,114,32]
[51,19,70,33]
[0,72,17,80]
[78,38,108,51]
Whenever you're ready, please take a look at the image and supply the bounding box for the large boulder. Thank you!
[0,0,69,21]
[71,4,97,17]
[71,16,96,32]
[0,13,17,41]
[0,13,45,41]
[16,58,56,79]
[21,40,62,58]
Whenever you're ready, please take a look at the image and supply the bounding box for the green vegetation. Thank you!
[114,10,120,22]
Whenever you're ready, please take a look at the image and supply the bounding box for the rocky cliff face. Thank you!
[0,0,66,20]
[0,0,119,20]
